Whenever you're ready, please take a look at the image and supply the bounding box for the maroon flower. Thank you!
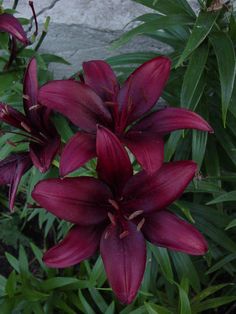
[0,13,29,45]
[0,58,60,209]
[38,57,213,176]
[32,126,208,304]
[0,153,32,211]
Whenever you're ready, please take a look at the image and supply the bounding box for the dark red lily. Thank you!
[32,126,208,304]
[0,153,32,210]
[0,13,29,45]
[0,58,60,209]
[38,57,213,176]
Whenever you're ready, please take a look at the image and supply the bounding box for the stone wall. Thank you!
[3,0,198,77]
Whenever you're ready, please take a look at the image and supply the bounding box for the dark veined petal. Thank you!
[43,225,102,268]
[29,131,60,173]
[96,126,133,195]
[60,131,96,177]
[117,56,171,127]
[32,177,112,225]
[23,58,43,128]
[83,60,119,102]
[0,103,31,131]
[0,153,32,211]
[143,210,208,255]
[122,161,197,214]
[38,80,112,132]
[100,221,146,304]
[0,13,29,45]
[131,107,213,135]
[122,131,164,173]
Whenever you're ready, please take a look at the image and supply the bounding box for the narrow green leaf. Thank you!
[210,32,236,125]
[104,301,115,314]
[177,11,218,67]
[207,191,236,205]
[225,219,236,230]
[5,253,20,273]
[206,254,236,274]
[40,277,87,290]
[191,284,234,302]
[192,296,236,313]
[177,283,191,314]
[145,302,172,314]
[79,290,96,314]
[181,45,208,108]
[5,271,17,298]
[192,130,208,169]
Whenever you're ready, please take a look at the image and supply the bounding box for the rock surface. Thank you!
[3,0,199,77]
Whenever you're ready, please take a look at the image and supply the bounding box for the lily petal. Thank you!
[0,103,31,131]
[83,60,119,102]
[131,108,213,135]
[122,161,197,214]
[0,153,32,211]
[43,225,102,268]
[122,131,164,173]
[23,58,42,126]
[100,221,146,304]
[29,131,60,173]
[32,177,112,225]
[143,210,208,255]
[118,56,171,127]
[0,13,29,45]
[60,131,96,177]
[38,80,112,132]
[96,126,133,195]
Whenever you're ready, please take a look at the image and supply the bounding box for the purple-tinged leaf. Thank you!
[38,80,112,132]
[32,177,112,225]
[60,131,96,177]
[143,210,208,255]
[44,225,102,268]
[100,221,146,304]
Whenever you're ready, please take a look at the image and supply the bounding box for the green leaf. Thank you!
[192,130,208,169]
[225,219,236,230]
[5,271,17,298]
[206,254,236,274]
[210,32,236,125]
[5,252,20,273]
[19,245,29,275]
[79,290,96,314]
[207,191,236,205]
[150,245,174,283]
[177,282,191,314]
[145,302,172,314]
[181,45,208,109]
[191,284,234,302]
[40,277,89,290]
[104,302,115,314]
[41,53,70,65]
[177,11,218,67]
[192,296,236,313]
[112,15,193,48]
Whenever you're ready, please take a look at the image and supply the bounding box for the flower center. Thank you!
[107,198,145,239]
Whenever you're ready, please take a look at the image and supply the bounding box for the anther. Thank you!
[137,218,145,232]
[108,199,119,211]
[108,212,116,225]
[23,94,30,100]
[29,104,40,111]
[20,122,31,133]
[119,230,129,239]
[104,231,110,240]
[39,132,48,140]
[128,210,143,220]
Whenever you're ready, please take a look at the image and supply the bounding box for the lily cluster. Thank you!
[0,55,213,303]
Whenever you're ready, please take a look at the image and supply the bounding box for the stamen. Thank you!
[108,199,119,211]
[39,132,48,140]
[119,230,129,239]
[104,231,109,240]
[23,94,30,100]
[29,104,40,111]
[104,101,115,107]
[137,218,145,232]
[20,122,31,133]
[128,210,143,220]
[107,212,116,225]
